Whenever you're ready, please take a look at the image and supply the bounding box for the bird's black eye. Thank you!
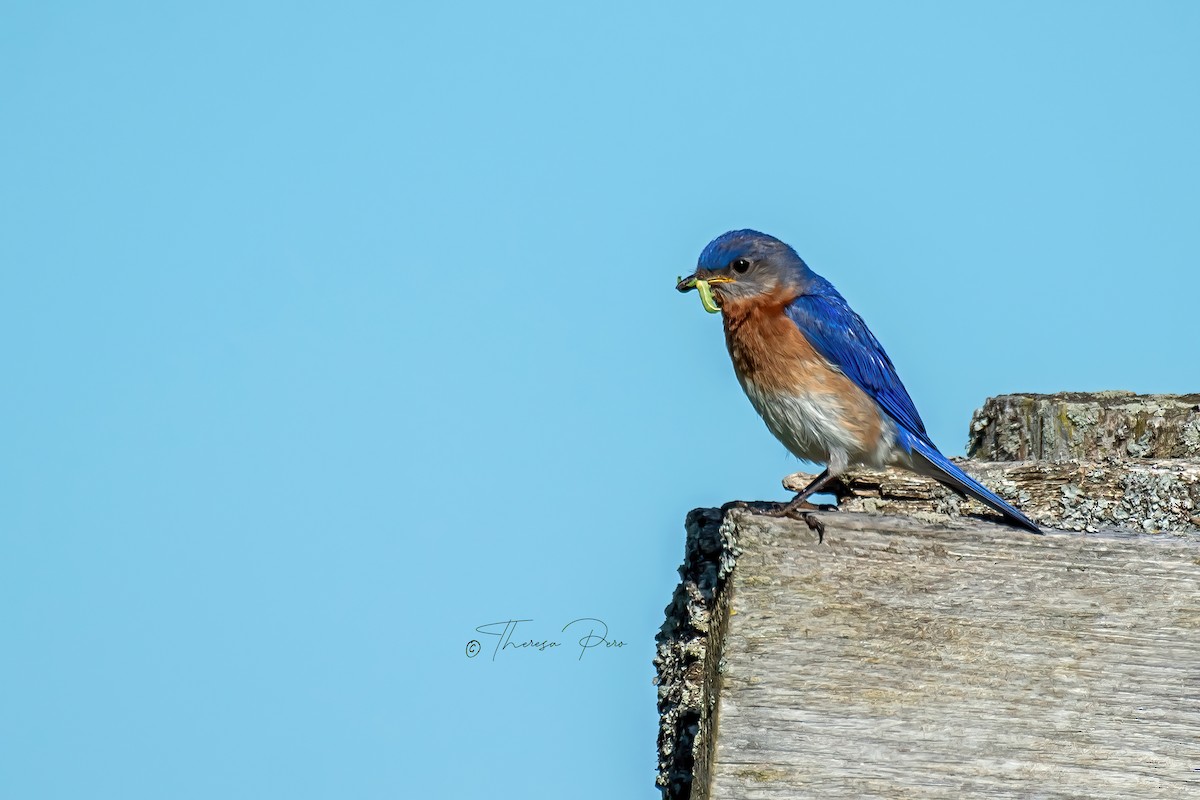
[731,258,751,274]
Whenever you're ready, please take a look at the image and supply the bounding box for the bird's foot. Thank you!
[725,499,834,543]
[759,500,834,544]
[801,512,827,544]
[762,499,833,516]
[774,507,829,543]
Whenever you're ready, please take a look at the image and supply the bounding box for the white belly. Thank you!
[740,381,896,472]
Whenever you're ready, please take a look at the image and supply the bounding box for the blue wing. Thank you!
[784,289,929,440]
[786,289,1043,534]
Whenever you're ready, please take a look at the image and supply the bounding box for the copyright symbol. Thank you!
[465,639,481,658]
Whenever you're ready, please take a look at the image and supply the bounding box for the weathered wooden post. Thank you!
[655,393,1200,799]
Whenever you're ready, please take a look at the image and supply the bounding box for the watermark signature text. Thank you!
[466,618,626,661]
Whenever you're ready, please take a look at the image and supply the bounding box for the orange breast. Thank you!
[721,287,883,457]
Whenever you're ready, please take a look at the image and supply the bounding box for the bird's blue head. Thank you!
[676,229,815,310]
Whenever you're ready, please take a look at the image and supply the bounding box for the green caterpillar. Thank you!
[695,279,721,313]
[677,276,722,314]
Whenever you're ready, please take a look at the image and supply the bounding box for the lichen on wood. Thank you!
[784,459,1200,533]
[968,391,1200,461]
[654,508,738,800]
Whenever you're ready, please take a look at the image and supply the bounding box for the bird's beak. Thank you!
[676,273,734,314]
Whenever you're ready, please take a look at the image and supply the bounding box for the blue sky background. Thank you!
[2,2,1198,798]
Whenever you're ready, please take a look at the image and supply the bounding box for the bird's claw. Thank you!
[743,501,831,544]
[801,512,827,543]
[762,500,837,516]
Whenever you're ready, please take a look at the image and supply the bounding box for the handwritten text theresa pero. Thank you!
[466,618,626,661]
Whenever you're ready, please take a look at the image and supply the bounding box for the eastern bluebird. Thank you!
[678,229,1041,535]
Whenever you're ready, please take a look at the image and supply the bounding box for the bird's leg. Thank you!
[767,469,836,516]
[756,469,838,543]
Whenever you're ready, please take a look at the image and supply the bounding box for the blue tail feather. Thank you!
[900,432,1042,534]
